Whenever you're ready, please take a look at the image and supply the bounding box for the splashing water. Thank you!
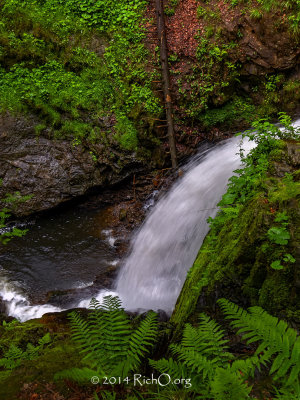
[114,136,257,313]
[3,118,299,322]
[0,276,61,322]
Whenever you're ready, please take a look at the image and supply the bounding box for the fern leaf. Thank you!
[286,363,300,387]
[180,314,232,367]
[210,367,252,400]
[54,367,98,384]
[170,345,215,380]
[149,357,187,379]
[38,333,51,346]
[218,298,299,386]
[127,311,157,368]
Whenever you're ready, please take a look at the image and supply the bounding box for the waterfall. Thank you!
[3,119,298,322]
[115,136,255,313]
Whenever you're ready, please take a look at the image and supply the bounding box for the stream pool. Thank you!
[0,203,119,320]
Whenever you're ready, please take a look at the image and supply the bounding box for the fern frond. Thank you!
[25,343,39,360]
[273,383,300,400]
[88,311,131,372]
[170,344,215,381]
[197,313,231,362]
[218,298,300,386]
[0,344,24,370]
[76,296,132,373]
[38,332,51,346]
[69,311,94,355]
[54,367,98,384]
[149,357,187,379]
[231,354,261,378]
[65,296,159,381]
[128,311,158,368]
[210,367,252,400]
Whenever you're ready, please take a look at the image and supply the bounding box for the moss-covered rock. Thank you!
[0,315,82,399]
[171,140,300,334]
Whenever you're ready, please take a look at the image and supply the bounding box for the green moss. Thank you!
[0,341,81,399]
[199,96,256,128]
[0,318,82,399]
[0,320,46,354]
[171,140,300,333]
[0,0,162,153]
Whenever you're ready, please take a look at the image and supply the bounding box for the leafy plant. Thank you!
[55,295,158,384]
[0,333,51,370]
[250,9,263,19]
[267,227,290,245]
[208,113,299,233]
[271,260,284,270]
[151,299,300,399]
[0,191,32,244]
[218,299,300,390]
[0,0,161,150]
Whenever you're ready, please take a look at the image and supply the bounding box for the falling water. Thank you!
[115,136,256,313]
[3,118,299,321]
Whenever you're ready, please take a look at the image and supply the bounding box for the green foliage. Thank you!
[0,0,161,150]
[182,30,241,120]
[208,114,299,233]
[271,260,284,270]
[206,116,298,274]
[199,97,255,128]
[197,5,208,18]
[243,0,300,33]
[0,333,51,370]
[55,295,158,384]
[250,8,263,19]
[151,312,253,399]
[164,0,179,15]
[153,300,300,399]
[172,116,299,334]
[267,227,290,245]
[0,191,32,244]
[218,299,300,390]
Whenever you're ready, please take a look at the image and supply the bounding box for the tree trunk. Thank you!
[154,0,178,169]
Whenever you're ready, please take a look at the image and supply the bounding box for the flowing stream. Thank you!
[79,135,256,312]
[0,206,119,321]
[4,121,298,321]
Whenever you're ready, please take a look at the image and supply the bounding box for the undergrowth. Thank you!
[54,295,300,399]
[208,113,299,233]
[0,0,161,150]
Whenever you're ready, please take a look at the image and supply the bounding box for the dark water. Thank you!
[0,204,119,320]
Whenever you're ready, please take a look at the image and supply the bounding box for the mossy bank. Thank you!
[171,123,300,333]
[0,0,164,215]
[1,0,300,215]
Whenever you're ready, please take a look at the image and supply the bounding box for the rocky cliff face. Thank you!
[161,0,300,134]
[1,0,299,216]
[219,6,300,75]
[0,114,147,216]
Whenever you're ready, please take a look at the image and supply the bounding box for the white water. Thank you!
[0,275,61,322]
[115,136,256,313]
[3,119,299,321]
[0,136,254,320]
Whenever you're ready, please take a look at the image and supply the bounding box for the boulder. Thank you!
[0,113,145,216]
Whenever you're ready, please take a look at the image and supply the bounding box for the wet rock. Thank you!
[40,308,91,328]
[119,208,127,221]
[0,113,146,216]
[287,141,300,167]
[238,15,300,75]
